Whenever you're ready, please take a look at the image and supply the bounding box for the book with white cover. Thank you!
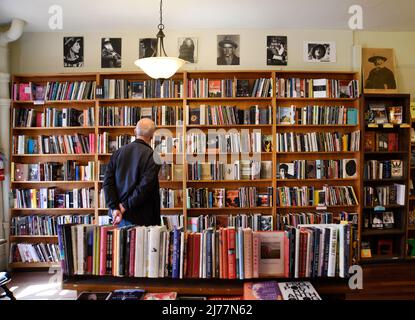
[278,281,321,300]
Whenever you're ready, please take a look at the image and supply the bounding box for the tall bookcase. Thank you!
[361,93,411,262]
[408,101,415,260]
[9,70,362,272]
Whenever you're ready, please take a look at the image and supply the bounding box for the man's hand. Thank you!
[119,203,126,214]
[112,209,123,226]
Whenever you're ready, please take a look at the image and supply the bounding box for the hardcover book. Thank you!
[208,80,221,97]
[243,281,283,300]
[277,281,321,300]
[369,103,388,124]
[225,190,240,207]
[388,106,403,124]
[236,79,250,97]
[278,106,295,125]
[391,160,403,178]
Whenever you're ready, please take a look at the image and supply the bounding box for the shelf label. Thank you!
[368,124,379,128]
[374,206,385,212]
[400,123,410,128]
[33,100,45,105]
[383,123,393,128]
[316,206,327,211]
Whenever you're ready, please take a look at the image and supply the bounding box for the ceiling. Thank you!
[1,0,415,32]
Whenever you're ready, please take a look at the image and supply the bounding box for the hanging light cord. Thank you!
[158,0,164,30]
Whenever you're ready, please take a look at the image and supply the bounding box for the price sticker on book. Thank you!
[316,206,327,211]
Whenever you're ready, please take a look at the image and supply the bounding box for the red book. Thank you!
[99,226,109,275]
[19,83,32,101]
[227,227,236,279]
[299,229,308,278]
[192,233,201,278]
[129,228,136,277]
[222,228,229,279]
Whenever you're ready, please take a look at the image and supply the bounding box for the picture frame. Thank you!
[178,37,198,63]
[362,48,398,94]
[303,41,336,63]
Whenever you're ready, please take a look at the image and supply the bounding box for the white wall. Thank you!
[10,28,355,73]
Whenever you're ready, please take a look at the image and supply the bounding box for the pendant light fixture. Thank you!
[134,0,186,80]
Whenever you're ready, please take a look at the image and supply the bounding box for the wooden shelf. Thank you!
[360,255,402,263]
[98,125,181,129]
[186,97,272,101]
[276,178,358,182]
[12,154,94,158]
[187,207,272,211]
[13,100,95,104]
[13,126,95,131]
[11,181,96,185]
[187,179,272,183]
[276,205,358,209]
[275,124,358,127]
[364,178,406,183]
[408,225,415,231]
[9,235,58,243]
[9,262,60,269]
[98,98,183,103]
[277,151,357,154]
[365,151,408,155]
[363,205,405,209]
[187,124,273,128]
[362,229,405,236]
[276,97,358,101]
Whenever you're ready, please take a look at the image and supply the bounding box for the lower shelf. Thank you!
[360,255,403,263]
[9,262,60,269]
[62,275,348,297]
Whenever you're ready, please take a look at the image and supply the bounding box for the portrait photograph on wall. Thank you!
[139,38,157,58]
[101,38,122,68]
[217,34,240,65]
[63,36,84,67]
[178,37,198,63]
[362,48,398,93]
[267,36,287,66]
[304,41,336,63]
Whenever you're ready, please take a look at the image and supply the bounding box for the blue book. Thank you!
[172,228,181,279]
[206,229,212,279]
[238,228,244,279]
[347,108,358,125]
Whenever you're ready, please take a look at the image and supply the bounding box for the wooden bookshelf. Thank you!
[361,93,411,262]
[9,70,363,277]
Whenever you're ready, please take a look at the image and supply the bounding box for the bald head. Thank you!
[135,118,156,142]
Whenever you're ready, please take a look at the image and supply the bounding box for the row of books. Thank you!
[187,78,272,98]
[98,106,183,126]
[13,81,96,101]
[366,103,404,125]
[275,78,359,98]
[13,107,95,128]
[187,214,273,233]
[97,133,135,154]
[97,79,183,99]
[364,132,399,152]
[277,105,358,125]
[160,189,184,209]
[187,160,272,181]
[186,132,272,154]
[187,105,272,125]
[276,159,357,179]
[364,211,395,230]
[12,134,95,155]
[10,243,60,263]
[276,212,358,230]
[153,135,183,154]
[363,184,406,207]
[58,223,354,279]
[364,160,404,180]
[186,187,273,209]
[11,188,94,209]
[275,185,358,207]
[275,131,360,152]
[161,215,184,231]
[10,214,94,236]
[11,161,95,182]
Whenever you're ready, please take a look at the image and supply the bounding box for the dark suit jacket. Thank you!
[103,139,161,226]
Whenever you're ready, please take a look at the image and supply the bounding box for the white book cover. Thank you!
[148,226,162,278]
[278,281,321,300]
[179,231,185,279]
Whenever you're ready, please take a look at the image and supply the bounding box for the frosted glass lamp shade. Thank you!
[134,56,186,80]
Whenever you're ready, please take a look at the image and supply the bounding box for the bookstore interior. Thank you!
[0,0,415,304]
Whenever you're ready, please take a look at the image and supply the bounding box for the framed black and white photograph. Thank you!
[63,37,84,67]
[217,35,240,65]
[267,36,287,66]
[178,37,198,63]
[304,41,336,63]
[139,38,157,58]
[101,38,121,68]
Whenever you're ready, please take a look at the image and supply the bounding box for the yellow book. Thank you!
[10,162,14,181]
[342,135,348,151]
[410,102,415,120]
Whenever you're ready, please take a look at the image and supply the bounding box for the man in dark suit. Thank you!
[217,36,240,65]
[103,118,161,226]
[365,55,397,90]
